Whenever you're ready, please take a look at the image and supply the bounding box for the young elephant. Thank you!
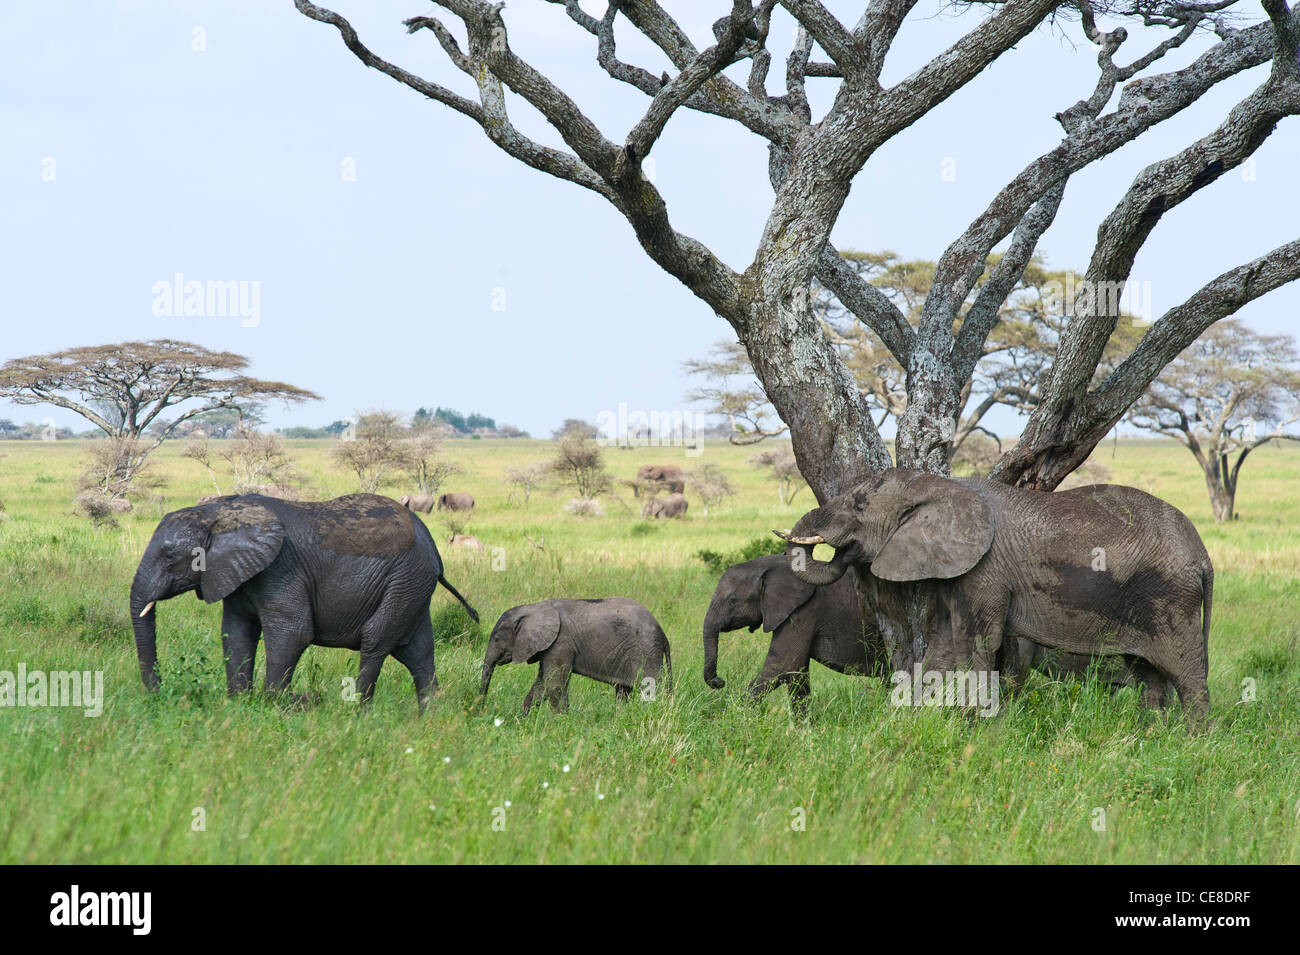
[130,494,479,713]
[400,493,436,514]
[643,493,688,519]
[778,469,1213,719]
[437,492,475,512]
[702,555,887,710]
[479,598,673,714]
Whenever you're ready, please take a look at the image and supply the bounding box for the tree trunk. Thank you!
[1205,457,1237,522]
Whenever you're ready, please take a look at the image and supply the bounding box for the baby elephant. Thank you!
[479,598,673,714]
[643,493,688,519]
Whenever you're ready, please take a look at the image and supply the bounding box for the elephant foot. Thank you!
[281,690,321,709]
[705,676,726,690]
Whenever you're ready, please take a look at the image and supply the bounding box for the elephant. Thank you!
[449,533,485,551]
[130,493,480,713]
[479,598,673,714]
[643,493,688,519]
[437,492,475,512]
[400,493,436,513]
[635,464,685,496]
[702,555,887,710]
[777,469,1213,719]
[702,557,1167,713]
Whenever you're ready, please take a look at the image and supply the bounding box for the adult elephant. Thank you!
[703,558,1168,712]
[400,493,436,513]
[437,492,475,512]
[130,493,479,712]
[636,464,685,496]
[702,555,885,710]
[776,469,1212,718]
[643,493,688,519]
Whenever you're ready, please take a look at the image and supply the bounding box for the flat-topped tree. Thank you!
[0,340,319,444]
[293,0,1300,500]
[1128,319,1300,521]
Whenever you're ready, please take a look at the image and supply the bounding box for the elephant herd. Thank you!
[130,467,1214,724]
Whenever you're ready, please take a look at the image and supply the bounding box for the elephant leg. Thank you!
[785,664,811,716]
[614,684,631,704]
[354,650,387,707]
[748,624,814,702]
[522,673,544,716]
[220,607,260,697]
[541,658,572,713]
[390,615,438,714]
[264,637,313,706]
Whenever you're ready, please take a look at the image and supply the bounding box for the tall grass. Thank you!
[0,438,1296,863]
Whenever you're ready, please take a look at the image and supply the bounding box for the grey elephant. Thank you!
[449,533,485,551]
[636,464,685,496]
[400,493,436,513]
[130,493,479,713]
[437,492,475,512]
[702,555,886,710]
[643,492,688,519]
[479,598,673,714]
[777,469,1212,718]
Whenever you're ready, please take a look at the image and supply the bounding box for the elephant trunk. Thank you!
[479,660,495,697]
[129,572,161,692]
[702,610,725,690]
[776,509,850,587]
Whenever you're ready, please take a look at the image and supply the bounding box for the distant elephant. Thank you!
[449,533,485,551]
[642,493,688,519]
[479,598,673,714]
[635,464,685,496]
[400,493,436,513]
[702,555,886,710]
[778,469,1212,718]
[437,492,475,512]
[130,493,480,713]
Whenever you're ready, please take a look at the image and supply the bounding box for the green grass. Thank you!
[0,437,1297,863]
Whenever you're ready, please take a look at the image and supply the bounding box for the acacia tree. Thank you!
[0,340,317,491]
[1128,319,1300,520]
[295,0,1300,501]
[295,0,1300,662]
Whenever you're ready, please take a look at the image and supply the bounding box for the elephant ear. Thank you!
[199,503,286,603]
[511,601,561,664]
[760,565,817,633]
[872,475,994,582]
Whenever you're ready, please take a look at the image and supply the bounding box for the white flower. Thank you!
[405,747,413,754]
[494,718,504,727]
[504,800,512,808]
[443,756,451,763]
[597,793,605,800]
[542,781,549,789]
[562,764,570,773]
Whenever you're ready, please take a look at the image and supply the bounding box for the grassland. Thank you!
[0,436,1297,863]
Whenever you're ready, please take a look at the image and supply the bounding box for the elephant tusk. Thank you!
[772,530,826,546]
[139,601,156,618]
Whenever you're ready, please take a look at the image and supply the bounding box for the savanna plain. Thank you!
[0,438,1297,863]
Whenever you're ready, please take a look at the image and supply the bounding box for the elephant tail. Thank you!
[438,574,480,624]
[662,639,674,695]
[1201,563,1213,648]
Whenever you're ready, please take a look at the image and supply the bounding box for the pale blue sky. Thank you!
[3,0,1296,439]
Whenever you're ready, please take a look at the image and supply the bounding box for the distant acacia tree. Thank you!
[551,418,599,441]
[0,341,316,442]
[0,340,317,493]
[750,448,807,506]
[503,462,551,506]
[686,463,735,516]
[549,431,611,499]
[1129,319,1300,521]
[404,420,464,495]
[331,410,411,493]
